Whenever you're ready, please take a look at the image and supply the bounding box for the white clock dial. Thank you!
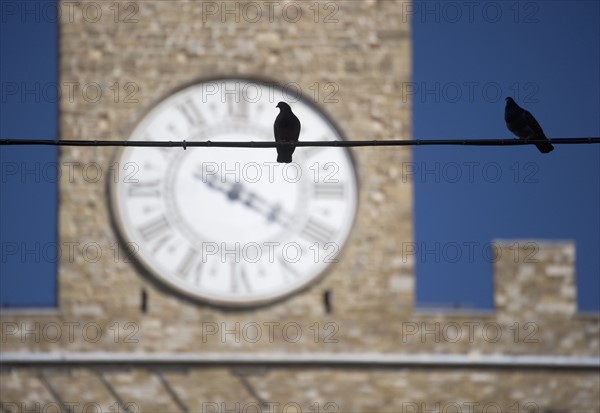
[110,78,358,306]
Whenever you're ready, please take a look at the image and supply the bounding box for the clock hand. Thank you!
[198,172,244,203]
[227,182,242,202]
[195,169,295,229]
[266,204,281,223]
[266,203,295,228]
[201,172,259,210]
[200,171,225,192]
[238,190,294,229]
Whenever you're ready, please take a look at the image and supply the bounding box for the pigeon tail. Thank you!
[535,141,554,154]
[277,148,294,163]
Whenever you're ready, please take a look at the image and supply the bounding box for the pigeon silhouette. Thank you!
[504,97,554,154]
[274,102,301,163]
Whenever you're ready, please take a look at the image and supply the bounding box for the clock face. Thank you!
[110,78,358,307]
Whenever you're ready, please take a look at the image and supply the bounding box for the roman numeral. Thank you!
[277,256,300,281]
[177,247,204,285]
[176,98,205,127]
[176,247,197,276]
[127,180,161,197]
[313,182,344,198]
[138,216,170,241]
[230,261,251,293]
[300,218,336,244]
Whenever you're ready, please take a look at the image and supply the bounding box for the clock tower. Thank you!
[1,1,598,411]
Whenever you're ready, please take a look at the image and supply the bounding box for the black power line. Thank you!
[0,138,599,149]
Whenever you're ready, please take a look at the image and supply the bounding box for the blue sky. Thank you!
[1,0,58,307]
[1,0,598,311]
[412,0,599,311]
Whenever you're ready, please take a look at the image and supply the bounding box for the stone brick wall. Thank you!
[495,241,577,319]
[1,1,598,412]
[1,368,599,412]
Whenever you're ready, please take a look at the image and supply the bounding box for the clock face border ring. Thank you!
[106,76,361,308]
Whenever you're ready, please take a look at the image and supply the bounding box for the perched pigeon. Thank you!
[504,97,554,154]
[274,102,301,163]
